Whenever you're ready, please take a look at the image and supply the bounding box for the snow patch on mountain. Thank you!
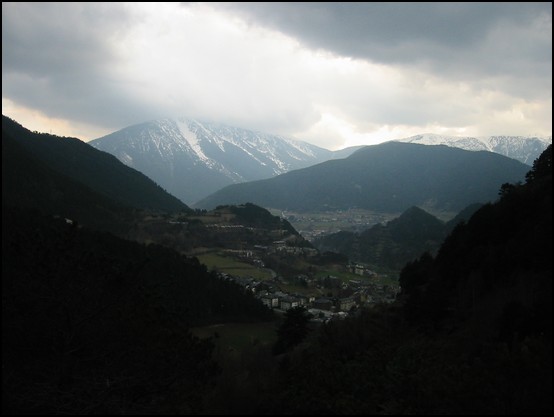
[89,117,338,204]
[176,119,211,164]
[119,151,133,165]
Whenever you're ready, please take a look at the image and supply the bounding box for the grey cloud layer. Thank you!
[1,2,551,145]
[223,3,552,89]
[2,3,159,128]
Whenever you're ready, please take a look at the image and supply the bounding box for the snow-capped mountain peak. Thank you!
[394,133,551,165]
[89,119,551,206]
[89,118,337,204]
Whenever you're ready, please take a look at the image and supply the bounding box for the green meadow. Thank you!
[196,251,273,280]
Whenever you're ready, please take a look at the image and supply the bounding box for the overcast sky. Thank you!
[2,2,552,150]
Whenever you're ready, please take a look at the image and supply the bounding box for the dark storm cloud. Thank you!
[223,2,552,88]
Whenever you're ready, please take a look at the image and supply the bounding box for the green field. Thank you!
[196,251,273,280]
[314,266,399,287]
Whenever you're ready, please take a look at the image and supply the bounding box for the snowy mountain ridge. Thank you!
[393,133,551,165]
[89,118,551,206]
[89,118,338,204]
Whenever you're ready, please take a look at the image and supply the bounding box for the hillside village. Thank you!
[221,266,400,322]
[216,239,399,319]
[129,204,401,320]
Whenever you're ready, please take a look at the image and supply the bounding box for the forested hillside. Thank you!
[199,146,552,414]
[2,129,135,235]
[2,115,188,213]
[2,207,272,414]
[2,113,550,414]
[265,145,552,414]
[313,204,482,272]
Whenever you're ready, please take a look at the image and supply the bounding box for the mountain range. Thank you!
[2,114,314,252]
[89,118,362,204]
[195,141,530,213]
[89,118,550,206]
[395,133,551,165]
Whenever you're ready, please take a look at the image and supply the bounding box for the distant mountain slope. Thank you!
[195,142,529,213]
[313,204,481,271]
[89,118,358,204]
[394,133,551,165]
[2,115,189,213]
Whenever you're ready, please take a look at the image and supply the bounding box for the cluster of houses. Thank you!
[347,263,377,277]
[225,241,318,260]
[217,271,400,322]
[213,237,400,322]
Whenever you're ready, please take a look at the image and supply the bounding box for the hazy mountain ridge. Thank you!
[90,118,348,204]
[89,118,548,205]
[394,133,551,165]
[195,142,530,213]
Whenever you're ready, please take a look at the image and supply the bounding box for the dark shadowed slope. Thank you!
[2,115,189,213]
[195,142,529,212]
